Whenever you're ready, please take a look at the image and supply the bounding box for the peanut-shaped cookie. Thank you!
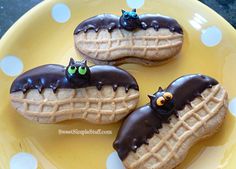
[74,9,183,66]
[113,74,227,169]
[10,58,139,124]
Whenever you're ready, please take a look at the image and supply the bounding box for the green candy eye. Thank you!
[68,66,77,75]
[78,66,87,75]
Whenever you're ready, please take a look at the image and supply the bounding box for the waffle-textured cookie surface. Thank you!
[11,86,139,124]
[123,84,227,169]
[75,28,183,65]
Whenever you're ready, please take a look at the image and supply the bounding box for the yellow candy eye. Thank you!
[156,97,165,106]
[163,92,173,100]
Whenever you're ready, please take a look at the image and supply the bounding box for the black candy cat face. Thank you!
[119,9,141,31]
[65,58,90,84]
[148,87,175,120]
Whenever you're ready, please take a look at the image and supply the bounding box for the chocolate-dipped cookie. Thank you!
[74,9,183,66]
[10,58,139,124]
[113,74,228,169]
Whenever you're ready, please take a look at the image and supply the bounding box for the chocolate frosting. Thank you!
[74,14,120,34]
[74,10,183,34]
[113,74,218,160]
[10,63,139,94]
[139,14,183,34]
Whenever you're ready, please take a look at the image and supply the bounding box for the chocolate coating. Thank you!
[166,74,218,110]
[74,14,120,34]
[74,10,183,34]
[10,62,139,94]
[113,74,218,160]
[139,14,183,34]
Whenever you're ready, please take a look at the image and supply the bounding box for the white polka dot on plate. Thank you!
[126,0,145,9]
[201,26,222,47]
[106,152,125,169]
[51,3,71,23]
[229,98,236,116]
[10,152,37,169]
[0,55,23,76]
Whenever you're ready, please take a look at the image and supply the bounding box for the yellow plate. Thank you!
[0,0,236,168]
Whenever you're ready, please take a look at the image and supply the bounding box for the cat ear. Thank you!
[69,58,75,65]
[132,9,136,12]
[148,94,155,100]
[121,9,126,14]
[82,60,88,66]
[158,87,163,92]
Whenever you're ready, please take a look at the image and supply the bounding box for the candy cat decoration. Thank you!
[119,9,141,30]
[10,58,139,124]
[66,59,91,84]
[148,87,177,121]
